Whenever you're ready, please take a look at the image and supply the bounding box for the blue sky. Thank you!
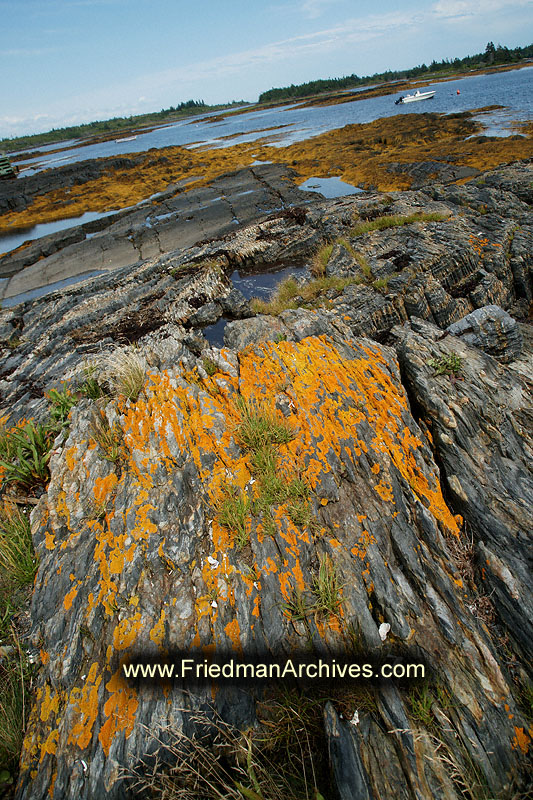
[1,0,532,138]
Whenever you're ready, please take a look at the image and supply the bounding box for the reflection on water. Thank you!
[203,261,309,346]
[0,208,126,254]
[15,67,533,175]
[299,176,364,198]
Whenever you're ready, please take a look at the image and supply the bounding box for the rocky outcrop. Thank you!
[1,161,532,800]
[16,316,532,799]
[395,317,533,670]
[447,304,522,362]
[0,164,318,298]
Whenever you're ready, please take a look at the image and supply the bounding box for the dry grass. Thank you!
[311,242,334,277]
[127,707,326,800]
[101,346,147,402]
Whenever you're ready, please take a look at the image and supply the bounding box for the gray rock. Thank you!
[447,304,522,362]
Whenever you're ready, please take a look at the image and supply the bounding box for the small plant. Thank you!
[0,503,37,587]
[47,386,77,429]
[273,333,287,343]
[372,277,389,292]
[428,353,464,378]
[0,421,52,489]
[202,357,218,377]
[102,346,146,402]
[287,498,311,527]
[217,484,250,549]
[312,554,343,617]
[409,682,435,728]
[79,362,105,399]
[236,399,294,453]
[281,587,311,622]
[90,412,124,464]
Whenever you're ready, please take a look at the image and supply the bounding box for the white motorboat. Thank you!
[114,135,138,143]
[395,90,435,105]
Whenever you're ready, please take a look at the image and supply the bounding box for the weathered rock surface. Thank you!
[0,163,318,297]
[395,317,533,669]
[1,160,532,800]
[447,304,522,362]
[16,318,532,799]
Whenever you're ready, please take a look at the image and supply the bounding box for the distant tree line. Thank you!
[0,99,245,153]
[258,41,533,103]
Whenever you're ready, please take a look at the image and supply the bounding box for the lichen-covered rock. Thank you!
[2,161,533,800]
[16,320,532,799]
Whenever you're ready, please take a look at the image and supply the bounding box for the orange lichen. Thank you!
[98,667,138,757]
[39,729,59,763]
[113,613,143,651]
[66,663,102,749]
[511,727,531,754]
[63,584,79,611]
[224,618,242,652]
[149,609,166,646]
[93,473,118,505]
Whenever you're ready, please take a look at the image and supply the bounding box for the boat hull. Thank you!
[399,91,435,104]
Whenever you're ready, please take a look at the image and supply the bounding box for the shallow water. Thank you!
[299,176,364,197]
[15,67,533,175]
[203,262,309,346]
[1,269,106,308]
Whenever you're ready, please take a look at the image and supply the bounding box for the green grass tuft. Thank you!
[312,554,343,616]
[351,211,449,237]
[0,503,37,587]
[217,484,251,549]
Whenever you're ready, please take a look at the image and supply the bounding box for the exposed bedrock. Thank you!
[1,160,532,800]
[1,161,532,427]
[16,317,532,799]
[395,317,533,672]
[0,163,318,297]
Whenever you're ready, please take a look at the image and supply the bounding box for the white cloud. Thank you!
[1,47,59,57]
[299,0,344,19]
[433,0,533,19]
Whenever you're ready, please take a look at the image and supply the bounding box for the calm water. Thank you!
[16,67,533,176]
[203,262,309,346]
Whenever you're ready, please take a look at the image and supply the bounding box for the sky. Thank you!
[1,0,532,138]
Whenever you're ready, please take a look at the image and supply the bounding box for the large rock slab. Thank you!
[395,317,533,668]
[16,323,531,799]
